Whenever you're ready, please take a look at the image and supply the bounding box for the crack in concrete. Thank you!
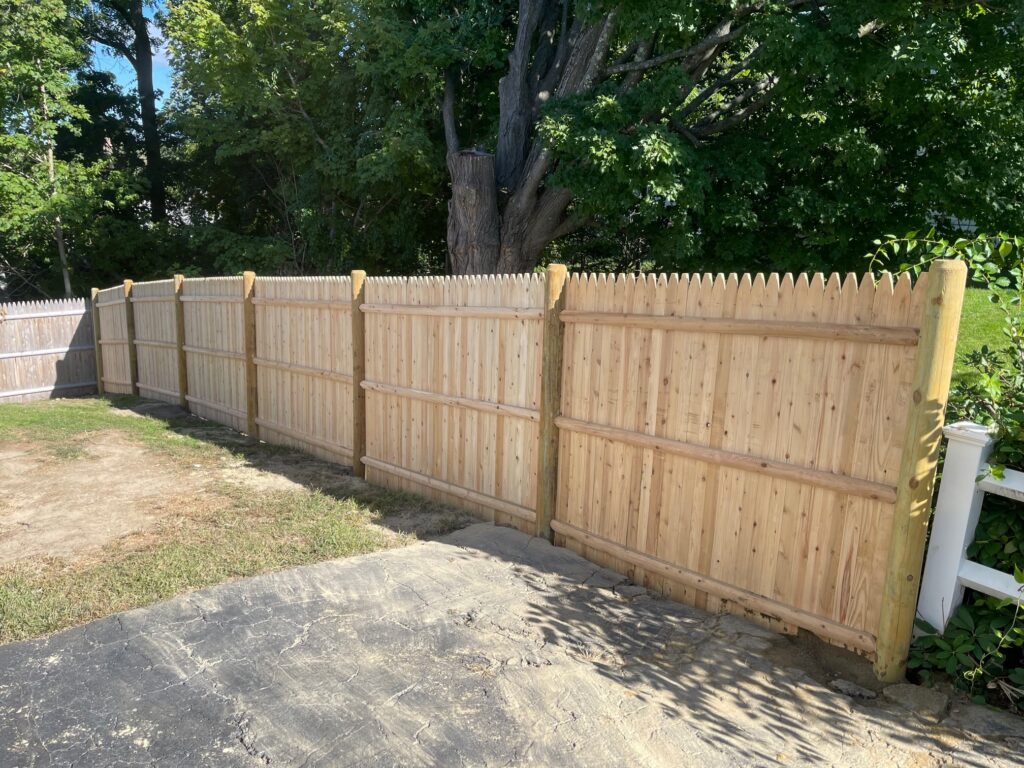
[233,714,271,765]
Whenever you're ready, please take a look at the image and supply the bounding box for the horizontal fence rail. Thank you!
[85,261,966,682]
[0,298,97,402]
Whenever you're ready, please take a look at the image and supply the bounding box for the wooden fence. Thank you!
[0,298,97,402]
[255,276,354,462]
[362,275,547,534]
[90,262,966,681]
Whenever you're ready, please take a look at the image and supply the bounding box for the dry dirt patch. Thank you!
[0,432,204,564]
[0,397,473,644]
[0,404,464,568]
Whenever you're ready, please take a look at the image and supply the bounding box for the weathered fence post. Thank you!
[351,269,367,477]
[90,287,104,396]
[173,274,189,411]
[536,263,568,540]
[917,422,995,632]
[123,279,139,396]
[874,259,967,682]
[242,271,258,437]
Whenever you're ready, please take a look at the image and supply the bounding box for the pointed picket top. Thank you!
[577,272,593,310]
[622,272,639,312]
[871,271,896,325]
[0,297,89,317]
[892,271,915,326]
[850,273,873,324]
[736,273,755,319]
[875,271,894,298]
[693,273,715,316]
[822,273,843,322]
[565,272,581,310]
[838,273,861,323]
[666,272,687,316]
[752,272,768,308]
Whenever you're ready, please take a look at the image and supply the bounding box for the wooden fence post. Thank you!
[173,274,189,411]
[90,287,104,396]
[874,259,967,682]
[242,271,258,437]
[351,269,367,477]
[123,279,139,396]
[536,263,568,540]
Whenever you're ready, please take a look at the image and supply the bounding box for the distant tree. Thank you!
[84,0,166,221]
[0,0,106,298]
[164,0,449,275]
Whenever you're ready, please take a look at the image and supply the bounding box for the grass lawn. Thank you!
[0,398,465,644]
[956,286,1011,369]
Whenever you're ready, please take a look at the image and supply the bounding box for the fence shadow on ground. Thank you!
[107,395,1018,766]
[114,396,477,539]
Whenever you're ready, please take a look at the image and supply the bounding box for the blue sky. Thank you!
[91,2,174,107]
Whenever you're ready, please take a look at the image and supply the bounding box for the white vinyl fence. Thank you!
[918,422,1024,631]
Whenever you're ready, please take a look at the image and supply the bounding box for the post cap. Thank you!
[943,421,996,447]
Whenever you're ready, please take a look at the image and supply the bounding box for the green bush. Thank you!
[876,232,1024,711]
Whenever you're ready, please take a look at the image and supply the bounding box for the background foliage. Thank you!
[1,1,1023,296]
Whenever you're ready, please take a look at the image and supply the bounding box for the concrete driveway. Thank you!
[0,524,1020,767]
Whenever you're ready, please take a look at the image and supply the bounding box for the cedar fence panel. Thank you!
[95,285,134,395]
[181,276,247,431]
[131,279,180,405]
[254,276,354,462]
[551,270,950,660]
[361,275,546,534]
[0,298,96,402]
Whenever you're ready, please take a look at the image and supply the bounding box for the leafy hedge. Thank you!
[872,232,1024,711]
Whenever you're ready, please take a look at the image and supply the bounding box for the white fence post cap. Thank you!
[943,421,996,447]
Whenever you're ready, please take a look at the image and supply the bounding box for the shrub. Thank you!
[873,231,1024,711]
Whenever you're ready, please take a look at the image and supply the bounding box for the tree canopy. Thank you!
[0,0,1021,296]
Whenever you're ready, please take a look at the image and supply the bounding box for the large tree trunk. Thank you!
[443,2,781,274]
[447,151,501,273]
[444,4,615,274]
[447,149,572,274]
[129,0,165,222]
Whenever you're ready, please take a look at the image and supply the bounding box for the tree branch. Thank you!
[534,5,577,104]
[497,0,551,189]
[607,40,640,70]
[684,21,742,82]
[528,0,564,96]
[676,43,764,121]
[690,76,776,131]
[690,84,776,137]
[617,37,654,94]
[604,42,689,76]
[91,33,136,66]
[549,212,589,240]
[284,70,329,151]
[443,67,460,155]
